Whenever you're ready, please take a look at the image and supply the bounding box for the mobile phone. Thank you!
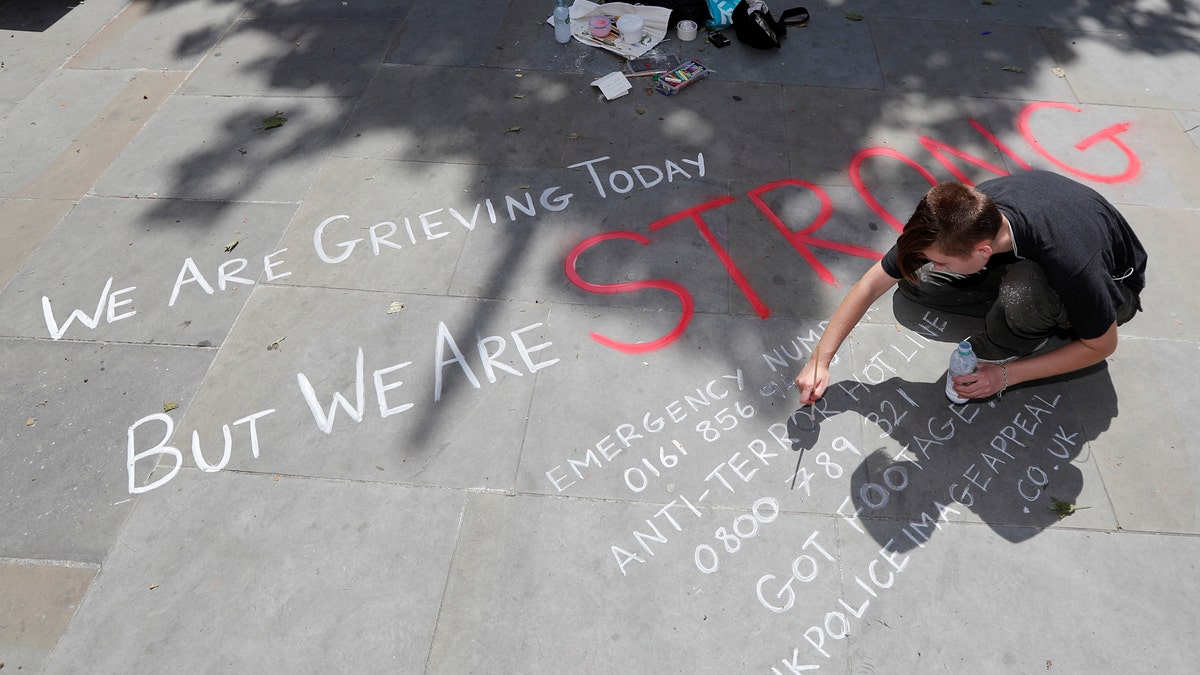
[707,31,730,48]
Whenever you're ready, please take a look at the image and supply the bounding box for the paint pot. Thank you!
[589,15,612,38]
[676,19,698,41]
[617,14,644,43]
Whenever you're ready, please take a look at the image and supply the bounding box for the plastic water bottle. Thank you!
[554,0,571,44]
[945,340,977,404]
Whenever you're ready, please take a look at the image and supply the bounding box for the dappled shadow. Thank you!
[125,0,1191,461]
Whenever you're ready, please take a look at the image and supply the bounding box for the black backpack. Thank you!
[732,1,809,49]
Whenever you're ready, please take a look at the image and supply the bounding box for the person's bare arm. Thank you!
[953,322,1119,399]
[794,262,899,404]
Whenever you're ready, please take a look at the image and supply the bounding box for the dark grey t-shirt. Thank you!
[882,170,1147,339]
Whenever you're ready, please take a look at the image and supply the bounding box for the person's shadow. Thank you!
[781,363,1117,552]
[778,289,1119,552]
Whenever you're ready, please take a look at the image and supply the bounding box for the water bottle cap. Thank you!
[958,340,972,353]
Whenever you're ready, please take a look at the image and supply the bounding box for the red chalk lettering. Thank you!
[917,134,1010,185]
[650,196,772,318]
[849,147,939,232]
[564,231,694,353]
[1018,101,1140,184]
[747,179,884,286]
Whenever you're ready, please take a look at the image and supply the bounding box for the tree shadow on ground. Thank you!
[124,0,1187,460]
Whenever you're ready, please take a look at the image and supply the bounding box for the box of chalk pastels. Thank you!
[653,59,710,96]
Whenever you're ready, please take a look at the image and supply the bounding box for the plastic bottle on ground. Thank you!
[554,0,571,44]
[945,339,977,404]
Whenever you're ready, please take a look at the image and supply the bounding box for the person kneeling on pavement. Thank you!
[793,169,1147,404]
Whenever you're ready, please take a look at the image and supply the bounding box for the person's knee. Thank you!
[998,262,1068,336]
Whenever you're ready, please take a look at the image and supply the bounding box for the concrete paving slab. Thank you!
[1085,338,1200,534]
[839,522,1200,673]
[271,156,482,296]
[0,68,133,197]
[67,0,246,72]
[90,93,349,202]
[180,17,400,97]
[385,0,509,68]
[427,490,846,673]
[723,181,916,319]
[138,285,550,493]
[1180,109,1200,150]
[0,560,96,675]
[245,0,416,20]
[1117,203,1200,342]
[1122,0,1200,40]
[2,0,1199,672]
[335,64,581,169]
[0,199,74,292]
[564,78,792,183]
[1042,27,1200,110]
[0,338,213,563]
[872,17,1078,101]
[451,171,738,313]
[781,89,1014,190]
[967,0,1131,32]
[42,470,465,673]
[0,0,131,102]
[897,97,1200,210]
[11,70,185,201]
[0,196,297,345]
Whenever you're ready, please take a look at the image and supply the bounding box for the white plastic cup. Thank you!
[617,14,644,43]
[677,20,698,41]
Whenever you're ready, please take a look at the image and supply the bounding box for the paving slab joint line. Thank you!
[0,556,101,570]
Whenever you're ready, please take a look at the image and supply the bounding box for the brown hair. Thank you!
[895,182,1002,283]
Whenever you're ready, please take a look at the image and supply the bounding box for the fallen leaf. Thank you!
[1051,66,1066,78]
[634,106,646,115]
[1048,497,1085,519]
[387,301,405,314]
[376,466,385,471]
[845,11,864,21]
[506,125,522,133]
[567,132,586,141]
[149,583,158,590]
[26,418,36,426]
[267,336,286,351]
[262,111,287,130]
[1002,65,1024,73]
[163,402,179,413]
[224,239,239,252]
